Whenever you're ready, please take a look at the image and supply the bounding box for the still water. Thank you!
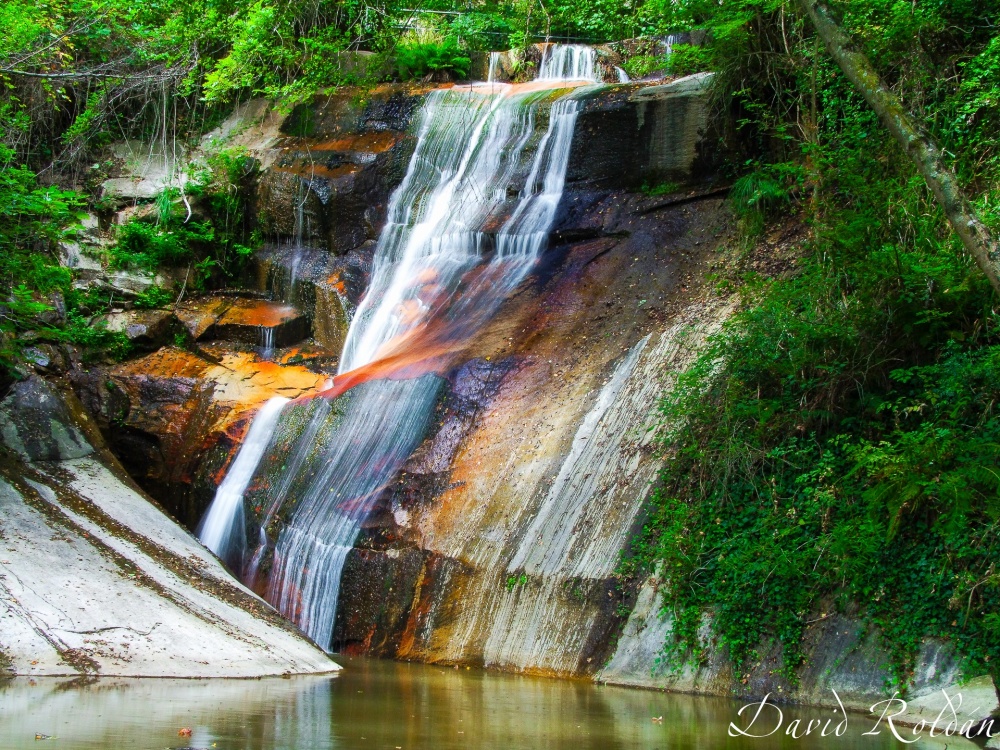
[0,657,969,749]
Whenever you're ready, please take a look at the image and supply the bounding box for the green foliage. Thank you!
[505,573,529,591]
[622,54,664,80]
[641,181,681,197]
[729,162,803,234]
[396,39,471,80]
[666,44,712,77]
[0,145,85,373]
[448,12,513,52]
[62,313,133,362]
[625,0,1000,691]
[190,147,260,280]
[133,286,175,309]
[110,220,213,271]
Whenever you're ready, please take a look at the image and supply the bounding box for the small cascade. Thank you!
[487,51,501,83]
[615,66,630,83]
[538,44,598,82]
[259,325,275,359]
[287,180,310,294]
[664,33,678,57]
[198,396,290,569]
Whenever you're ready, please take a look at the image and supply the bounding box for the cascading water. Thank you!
[271,87,587,650]
[259,325,275,359]
[199,50,600,651]
[287,179,310,295]
[487,51,501,83]
[664,33,678,58]
[538,44,598,82]
[198,396,290,567]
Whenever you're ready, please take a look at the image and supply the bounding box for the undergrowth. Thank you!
[622,0,1000,693]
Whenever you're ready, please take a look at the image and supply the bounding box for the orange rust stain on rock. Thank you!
[306,131,400,154]
[112,343,327,492]
[397,562,437,659]
[216,298,301,328]
[324,273,348,296]
[114,346,210,379]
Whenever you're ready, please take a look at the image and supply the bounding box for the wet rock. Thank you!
[70,344,327,525]
[257,244,373,352]
[207,299,309,348]
[405,358,515,478]
[98,309,180,350]
[0,376,94,462]
[254,87,424,254]
[567,72,717,188]
[333,546,426,656]
[175,296,310,348]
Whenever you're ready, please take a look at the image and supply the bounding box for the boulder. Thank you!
[175,296,311,348]
[98,308,179,350]
[0,377,93,462]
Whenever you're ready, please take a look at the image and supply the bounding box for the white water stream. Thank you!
[538,44,599,82]
[199,46,601,650]
[198,396,290,565]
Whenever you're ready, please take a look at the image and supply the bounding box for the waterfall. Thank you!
[538,44,598,82]
[664,33,678,69]
[615,66,630,83]
[197,62,597,650]
[198,396,290,567]
[487,51,501,83]
[285,179,309,296]
[259,325,275,359]
[264,84,588,650]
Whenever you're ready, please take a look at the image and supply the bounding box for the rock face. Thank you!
[101,140,189,202]
[256,243,373,353]
[175,296,310,348]
[329,191,734,669]
[0,379,336,677]
[600,582,998,728]
[569,73,716,188]
[255,87,428,254]
[70,344,329,526]
[98,309,180,351]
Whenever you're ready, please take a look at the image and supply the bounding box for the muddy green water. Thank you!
[0,657,969,749]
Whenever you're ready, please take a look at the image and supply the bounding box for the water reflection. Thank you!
[0,658,964,749]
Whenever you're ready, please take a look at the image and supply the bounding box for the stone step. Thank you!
[175,296,310,348]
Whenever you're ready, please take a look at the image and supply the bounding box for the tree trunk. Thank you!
[795,0,1000,295]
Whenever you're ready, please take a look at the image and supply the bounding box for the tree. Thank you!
[795,0,1000,295]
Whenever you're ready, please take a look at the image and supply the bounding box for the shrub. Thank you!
[396,39,471,80]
